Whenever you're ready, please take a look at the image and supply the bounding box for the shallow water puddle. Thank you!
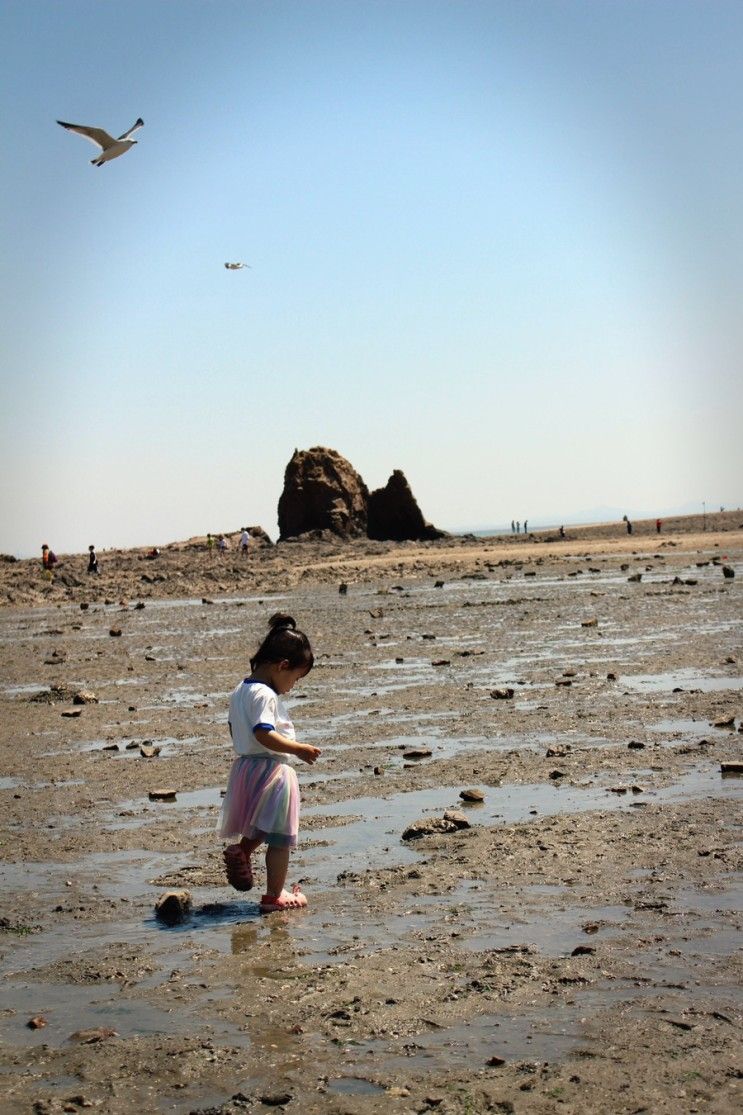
[298,766,743,885]
[623,668,743,693]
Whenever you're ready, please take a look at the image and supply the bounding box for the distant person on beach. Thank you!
[524,519,528,533]
[511,520,515,534]
[41,544,58,571]
[206,533,215,555]
[145,547,160,560]
[625,519,633,535]
[218,534,228,556]
[87,545,99,574]
[559,525,565,539]
[656,519,662,534]
[516,521,520,534]
[218,613,320,912]
[240,528,250,556]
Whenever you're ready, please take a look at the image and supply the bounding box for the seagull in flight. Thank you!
[224,262,251,270]
[57,117,144,166]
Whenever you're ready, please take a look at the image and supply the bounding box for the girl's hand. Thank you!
[297,743,321,765]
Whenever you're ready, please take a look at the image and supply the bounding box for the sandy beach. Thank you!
[1,514,741,1114]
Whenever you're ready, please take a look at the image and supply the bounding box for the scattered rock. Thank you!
[555,677,573,687]
[61,708,83,718]
[606,672,617,681]
[260,1094,293,1108]
[721,761,743,775]
[338,582,348,595]
[713,717,736,729]
[139,744,161,758]
[155,890,192,925]
[434,580,445,588]
[722,565,735,579]
[487,1055,506,1067]
[67,1026,118,1044]
[109,628,122,637]
[549,769,565,780]
[73,690,98,705]
[490,687,514,700]
[27,1016,48,1029]
[431,659,451,667]
[402,747,432,759]
[571,945,596,956]
[546,745,569,758]
[402,811,470,839]
[149,789,178,801]
[627,573,642,583]
[459,788,485,802]
[628,740,645,750]
[581,618,598,627]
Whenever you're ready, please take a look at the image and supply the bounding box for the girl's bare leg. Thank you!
[265,846,290,897]
[239,835,262,857]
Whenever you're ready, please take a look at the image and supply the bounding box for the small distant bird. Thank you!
[224,262,251,270]
[56,117,144,166]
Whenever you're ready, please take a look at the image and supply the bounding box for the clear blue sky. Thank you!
[2,1,741,556]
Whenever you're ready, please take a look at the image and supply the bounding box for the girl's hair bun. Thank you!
[268,612,296,631]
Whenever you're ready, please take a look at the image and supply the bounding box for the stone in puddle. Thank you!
[155,890,192,925]
[27,1016,47,1029]
[68,1026,118,1043]
[139,744,161,758]
[628,740,645,749]
[721,761,743,775]
[402,747,432,759]
[61,709,82,718]
[490,687,514,700]
[459,788,485,802]
[486,1055,506,1067]
[713,716,736,729]
[402,811,470,839]
[722,565,735,579]
[149,789,177,801]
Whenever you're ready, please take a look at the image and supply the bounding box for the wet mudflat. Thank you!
[0,530,741,1114]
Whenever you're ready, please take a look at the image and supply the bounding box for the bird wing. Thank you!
[118,117,144,141]
[225,262,250,269]
[57,120,115,150]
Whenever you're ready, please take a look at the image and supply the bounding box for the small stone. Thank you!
[201,597,214,605]
[628,740,645,749]
[402,747,432,759]
[61,709,83,718]
[149,789,177,801]
[606,672,617,680]
[442,809,470,829]
[155,890,192,925]
[434,580,445,588]
[373,766,383,776]
[134,601,146,609]
[722,565,735,579]
[73,691,97,705]
[109,628,122,637]
[395,656,404,664]
[627,572,642,583]
[338,582,348,595]
[27,1016,47,1029]
[713,717,736,729]
[487,1055,506,1066]
[67,1026,118,1044]
[79,602,89,610]
[431,659,451,667]
[721,761,743,775]
[490,687,514,700]
[546,745,569,758]
[459,788,485,802]
[555,677,572,687]
[571,945,595,956]
[549,769,565,779]
[581,617,598,627]
[139,744,161,758]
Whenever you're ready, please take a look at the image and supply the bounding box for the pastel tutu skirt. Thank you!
[218,755,299,848]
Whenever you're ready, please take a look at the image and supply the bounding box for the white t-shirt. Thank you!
[228,679,295,764]
[240,531,250,548]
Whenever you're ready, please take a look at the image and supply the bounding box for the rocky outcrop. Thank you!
[367,469,445,542]
[278,447,369,540]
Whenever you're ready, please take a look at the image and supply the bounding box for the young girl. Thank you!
[218,613,320,912]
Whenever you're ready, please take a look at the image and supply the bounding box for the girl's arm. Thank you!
[254,727,321,765]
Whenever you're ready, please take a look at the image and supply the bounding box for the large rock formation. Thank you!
[277,447,369,540]
[278,448,445,543]
[368,470,445,542]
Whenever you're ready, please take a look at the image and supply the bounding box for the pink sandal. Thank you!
[223,844,254,891]
[259,884,308,913]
